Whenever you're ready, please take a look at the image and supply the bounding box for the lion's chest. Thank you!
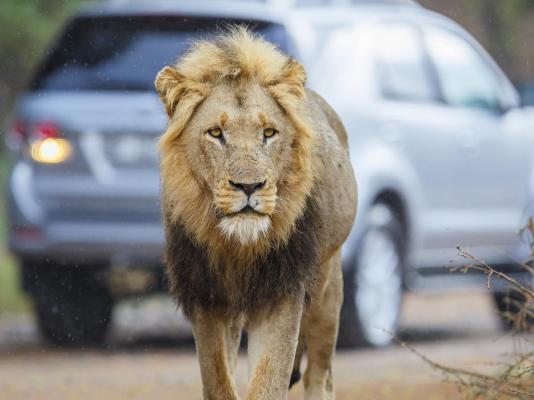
[164,199,320,319]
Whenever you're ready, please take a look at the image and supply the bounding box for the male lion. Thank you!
[156,28,357,400]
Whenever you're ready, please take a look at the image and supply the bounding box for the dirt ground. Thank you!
[0,291,531,400]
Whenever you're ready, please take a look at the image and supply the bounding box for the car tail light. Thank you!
[11,120,28,140]
[7,120,60,146]
[5,119,28,151]
[11,225,42,241]
[33,121,60,139]
[7,119,73,163]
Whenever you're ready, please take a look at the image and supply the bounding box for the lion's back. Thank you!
[307,89,349,151]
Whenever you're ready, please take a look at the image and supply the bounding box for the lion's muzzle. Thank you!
[215,177,277,244]
[227,179,271,215]
[215,176,276,215]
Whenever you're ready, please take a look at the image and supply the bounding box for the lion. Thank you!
[155,28,357,400]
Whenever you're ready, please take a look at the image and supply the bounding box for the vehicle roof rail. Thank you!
[103,0,421,7]
[270,0,420,6]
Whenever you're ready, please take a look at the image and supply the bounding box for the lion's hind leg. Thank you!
[303,251,343,400]
[290,320,305,389]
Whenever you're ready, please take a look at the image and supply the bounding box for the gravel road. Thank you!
[0,291,531,400]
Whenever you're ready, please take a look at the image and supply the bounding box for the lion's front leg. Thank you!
[245,293,304,400]
[192,309,241,400]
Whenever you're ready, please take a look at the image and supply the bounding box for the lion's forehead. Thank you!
[197,84,283,125]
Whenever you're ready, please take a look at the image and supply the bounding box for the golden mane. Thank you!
[156,27,315,264]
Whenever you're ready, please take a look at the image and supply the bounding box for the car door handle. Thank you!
[460,139,476,149]
[457,129,478,152]
[380,122,403,144]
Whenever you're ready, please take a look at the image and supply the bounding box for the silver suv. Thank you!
[310,6,534,346]
[6,0,534,346]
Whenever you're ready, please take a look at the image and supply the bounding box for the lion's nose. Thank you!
[229,180,266,197]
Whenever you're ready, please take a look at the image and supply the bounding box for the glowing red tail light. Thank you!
[7,120,64,155]
[8,120,60,143]
[33,121,60,139]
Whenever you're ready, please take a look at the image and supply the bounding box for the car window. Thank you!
[310,29,362,99]
[424,26,502,111]
[374,24,435,102]
[31,16,294,92]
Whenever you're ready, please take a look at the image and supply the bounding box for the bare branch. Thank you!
[398,240,534,399]
[394,336,534,398]
[456,247,534,299]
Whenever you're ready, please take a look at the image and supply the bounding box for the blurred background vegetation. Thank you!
[0,0,533,314]
[0,0,87,314]
[0,157,29,313]
[421,0,534,83]
[0,0,87,124]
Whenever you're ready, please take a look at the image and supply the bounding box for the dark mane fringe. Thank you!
[164,197,320,319]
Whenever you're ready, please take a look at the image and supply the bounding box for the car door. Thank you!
[312,20,470,268]
[422,23,531,261]
[370,21,466,266]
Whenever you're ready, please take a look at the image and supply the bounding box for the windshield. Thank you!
[31,16,294,92]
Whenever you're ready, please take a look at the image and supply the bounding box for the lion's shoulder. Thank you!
[306,89,349,151]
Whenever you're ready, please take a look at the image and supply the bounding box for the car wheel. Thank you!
[493,291,533,331]
[29,263,113,347]
[339,203,404,347]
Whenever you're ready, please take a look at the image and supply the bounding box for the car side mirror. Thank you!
[517,84,534,108]
[497,103,516,115]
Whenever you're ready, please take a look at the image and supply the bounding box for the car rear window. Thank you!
[31,16,294,92]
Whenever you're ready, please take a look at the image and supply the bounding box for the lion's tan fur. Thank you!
[157,28,314,266]
[156,28,357,399]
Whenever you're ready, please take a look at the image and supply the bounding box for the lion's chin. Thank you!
[218,214,271,245]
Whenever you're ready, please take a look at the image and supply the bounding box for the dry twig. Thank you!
[397,218,534,399]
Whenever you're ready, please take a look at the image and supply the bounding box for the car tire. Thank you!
[338,203,404,348]
[27,262,113,347]
[493,291,533,332]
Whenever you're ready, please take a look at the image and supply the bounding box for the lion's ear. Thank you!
[156,66,207,147]
[268,59,311,141]
[155,66,208,117]
[155,66,187,117]
[268,59,306,102]
[267,59,307,116]
[279,59,307,98]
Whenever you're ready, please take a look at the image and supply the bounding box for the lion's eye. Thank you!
[207,127,223,139]
[263,128,277,139]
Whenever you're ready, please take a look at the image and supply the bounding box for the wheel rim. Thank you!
[355,228,402,346]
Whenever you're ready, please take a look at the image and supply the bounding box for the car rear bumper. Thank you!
[9,221,164,265]
[8,161,164,266]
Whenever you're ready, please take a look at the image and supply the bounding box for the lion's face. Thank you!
[156,29,314,253]
[184,83,296,244]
